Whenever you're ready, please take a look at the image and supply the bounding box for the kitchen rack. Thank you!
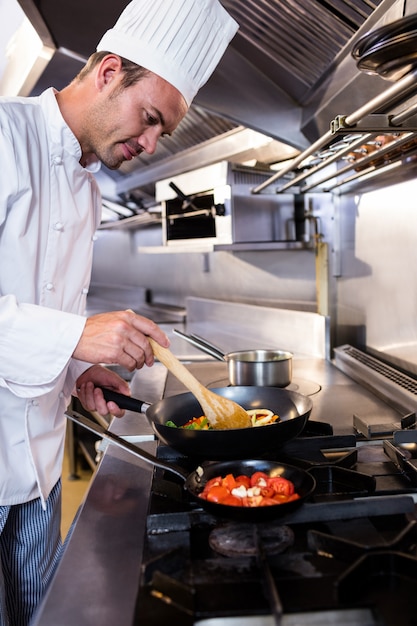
[252,66,417,195]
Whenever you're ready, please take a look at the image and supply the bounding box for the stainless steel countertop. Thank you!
[32,351,402,626]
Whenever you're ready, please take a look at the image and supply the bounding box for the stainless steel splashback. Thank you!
[184,297,329,359]
[333,176,417,377]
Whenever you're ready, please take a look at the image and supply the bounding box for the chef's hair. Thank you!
[75,51,150,89]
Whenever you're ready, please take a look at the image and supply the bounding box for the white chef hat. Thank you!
[96,0,238,106]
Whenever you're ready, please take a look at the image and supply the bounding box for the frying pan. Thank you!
[351,15,417,81]
[173,328,292,387]
[100,385,313,460]
[67,409,316,522]
[352,15,417,62]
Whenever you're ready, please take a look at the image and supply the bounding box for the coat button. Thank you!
[46,283,54,290]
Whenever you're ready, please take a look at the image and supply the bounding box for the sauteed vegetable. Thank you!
[166,408,280,430]
[198,470,300,507]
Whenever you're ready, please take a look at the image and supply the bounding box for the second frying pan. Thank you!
[67,409,316,523]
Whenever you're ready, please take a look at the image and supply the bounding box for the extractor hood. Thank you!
[5,0,408,204]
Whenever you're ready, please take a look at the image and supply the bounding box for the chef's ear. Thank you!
[95,54,123,89]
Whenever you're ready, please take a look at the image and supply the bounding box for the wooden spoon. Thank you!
[149,338,251,430]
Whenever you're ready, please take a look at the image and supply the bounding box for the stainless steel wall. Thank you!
[90,191,335,316]
[91,227,318,311]
[334,176,417,374]
[90,175,417,374]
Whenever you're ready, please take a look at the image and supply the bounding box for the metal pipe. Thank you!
[343,67,417,126]
[324,160,402,191]
[276,133,374,193]
[251,130,334,194]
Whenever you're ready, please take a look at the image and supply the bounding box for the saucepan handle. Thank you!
[172,328,226,361]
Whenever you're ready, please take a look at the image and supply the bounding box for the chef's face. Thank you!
[82,63,188,170]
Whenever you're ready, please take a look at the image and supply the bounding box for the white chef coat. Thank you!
[0,88,102,506]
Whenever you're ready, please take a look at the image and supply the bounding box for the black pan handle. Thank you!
[100,387,149,414]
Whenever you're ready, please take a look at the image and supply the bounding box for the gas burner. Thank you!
[286,378,321,396]
[209,522,294,557]
[207,376,321,396]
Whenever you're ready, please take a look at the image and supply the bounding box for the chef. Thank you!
[0,1,238,623]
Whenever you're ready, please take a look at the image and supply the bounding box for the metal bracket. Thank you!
[331,113,417,134]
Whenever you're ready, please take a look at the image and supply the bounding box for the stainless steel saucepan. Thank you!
[173,329,293,387]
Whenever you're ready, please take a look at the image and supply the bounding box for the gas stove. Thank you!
[133,422,417,626]
[124,347,417,625]
[34,339,417,626]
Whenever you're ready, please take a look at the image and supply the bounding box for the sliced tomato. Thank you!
[258,497,280,506]
[269,477,295,496]
[203,477,222,492]
[222,473,238,491]
[250,471,269,487]
[221,495,243,507]
[235,474,251,489]
[205,485,230,503]
[285,493,300,502]
[198,472,299,508]
[260,486,275,498]
[273,493,290,502]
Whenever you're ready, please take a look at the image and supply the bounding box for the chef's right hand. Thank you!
[72,309,170,371]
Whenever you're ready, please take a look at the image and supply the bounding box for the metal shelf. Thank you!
[252,67,417,195]
[213,241,313,252]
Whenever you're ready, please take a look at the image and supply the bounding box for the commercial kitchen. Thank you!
[4,0,417,624]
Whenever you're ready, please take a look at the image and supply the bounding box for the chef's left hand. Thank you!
[75,364,130,417]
